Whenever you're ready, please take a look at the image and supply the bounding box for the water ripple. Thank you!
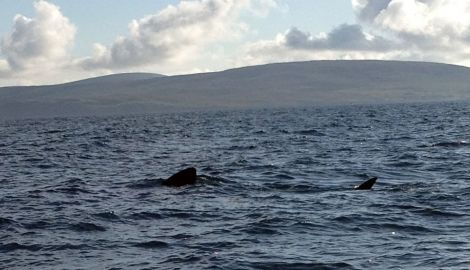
[2,102,470,269]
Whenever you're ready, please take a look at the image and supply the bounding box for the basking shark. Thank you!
[161,167,197,187]
[354,177,377,190]
[162,167,378,190]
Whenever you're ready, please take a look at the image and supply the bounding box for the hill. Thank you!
[1,60,469,119]
[64,72,165,86]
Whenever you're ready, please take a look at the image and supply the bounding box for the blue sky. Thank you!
[0,0,469,86]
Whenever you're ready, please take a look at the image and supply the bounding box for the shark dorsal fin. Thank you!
[354,177,377,190]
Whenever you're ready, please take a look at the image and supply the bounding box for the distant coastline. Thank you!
[1,60,470,120]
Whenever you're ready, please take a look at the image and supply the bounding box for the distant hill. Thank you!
[1,60,470,119]
[65,72,165,86]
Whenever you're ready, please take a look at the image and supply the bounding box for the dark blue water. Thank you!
[1,102,470,269]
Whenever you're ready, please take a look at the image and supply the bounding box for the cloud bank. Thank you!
[284,24,394,52]
[242,0,470,67]
[79,0,262,70]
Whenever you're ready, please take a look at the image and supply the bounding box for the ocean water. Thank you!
[1,102,470,270]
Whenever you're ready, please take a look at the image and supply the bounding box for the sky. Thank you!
[0,0,470,86]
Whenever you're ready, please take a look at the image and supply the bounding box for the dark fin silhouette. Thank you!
[354,177,377,190]
[162,167,197,187]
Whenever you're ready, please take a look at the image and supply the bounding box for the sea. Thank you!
[1,101,470,270]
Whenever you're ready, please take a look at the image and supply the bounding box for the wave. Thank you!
[241,226,279,235]
[51,186,91,194]
[92,211,121,221]
[294,129,326,136]
[0,217,16,227]
[227,145,257,151]
[386,161,424,168]
[0,242,42,252]
[70,222,106,232]
[240,217,288,235]
[262,181,323,193]
[364,222,435,234]
[126,178,161,189]
[44,243,90,251]
[128,211,164,220]
[23,220,52,230]
[423,140,469,148]
[133,240,169,249]
[244,261,355,270]
[43,130,64,134]
[411,207,465,218]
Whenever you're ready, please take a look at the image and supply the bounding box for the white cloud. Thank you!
[284,24,395,52]
[357,0,470,65]
[0,59,8,73]
[351,0,470,52]
[352,0,392,22]
[1,0,76,71]
[241,0,470,67]
[240,33,407,67]
[239,24,405,67]
[246,0,279,17]
[374,0,470,43]
[79,0,277,71]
